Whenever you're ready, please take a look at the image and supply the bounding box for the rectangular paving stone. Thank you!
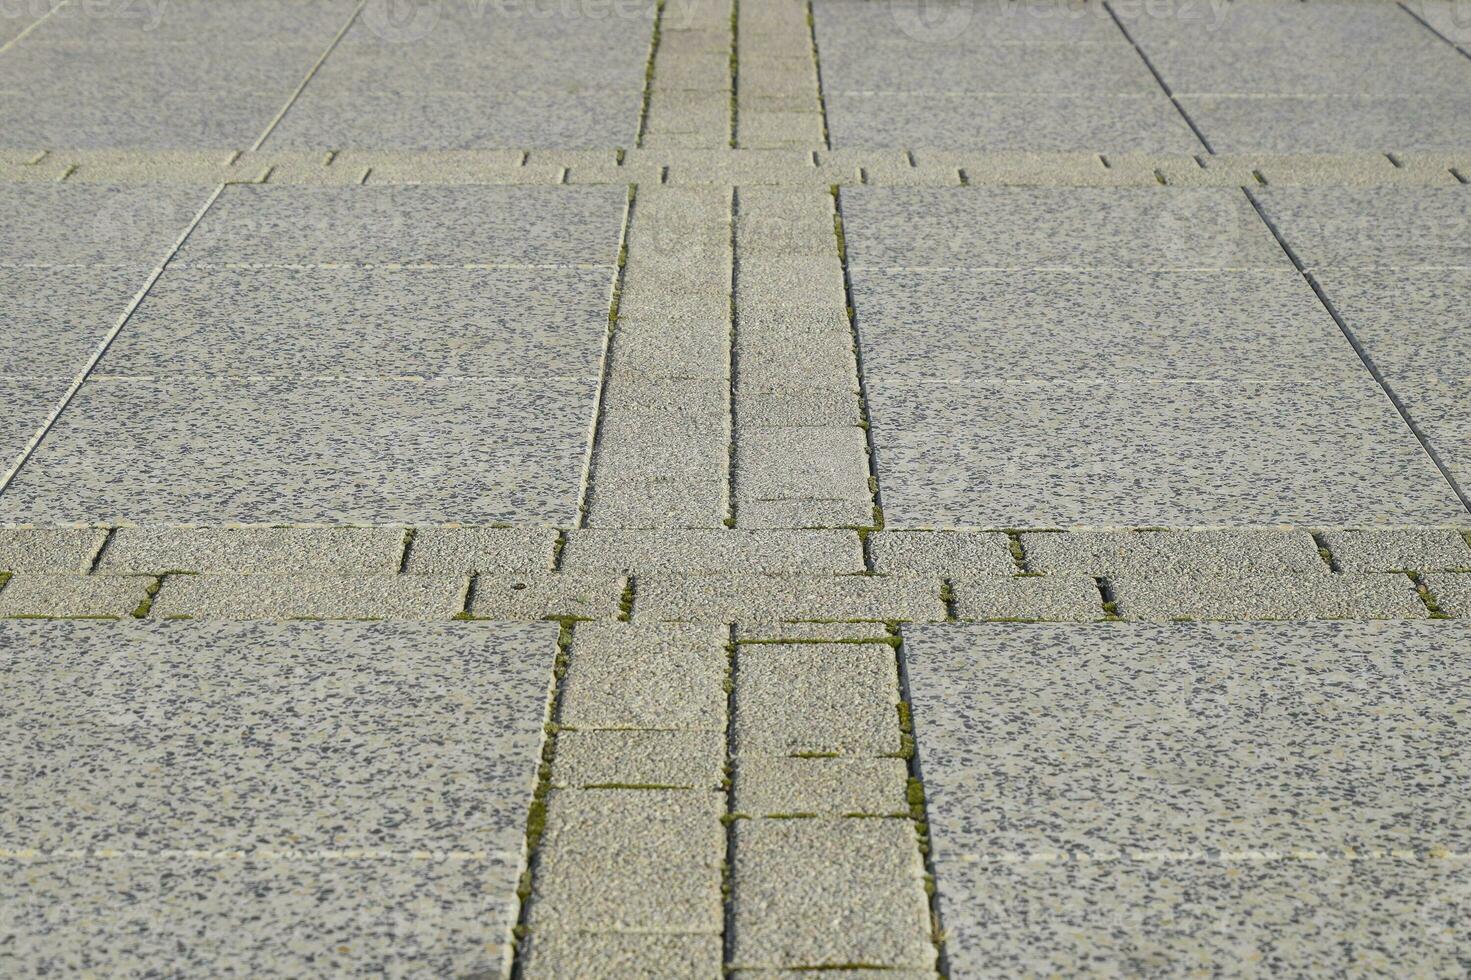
[1425,573,1471,617]
[558,623,729,731]
[841,187,1287,271]
[734,643,902,756]
[1320,528,1471,573]
[1309,269,1471,383]
[174,185,627,267]
[0,183,211,266]
[151,573,467,621]
[951,575,1102,622]
[0,377,596,525]
[819,40,1160,95]
[867,379,1468,526]
[468,572,626,621]
[730,818,935,970]
[401,527,557,574]
[850,269,1365,383]
[1252,186,1471,269]
[98,527,406,575]
[0,377,71,481]
[0,573,149,618]
[1110,572,1429,621]
[734,757,909,816]
[527,788,725,933]
[0,89,283,150]
[0,266,153,376]
[0,528,107,574]
[1180,95,1471,154]
[0,618,554,976]
[552,729,726,790]
[824,93,1203,154]
[735,621,894,642]
[520,932,724,979]
[870,531,1016,576]
[735,427,872,500]
[584,478,730,530]
[735,498,877,530]
[814,0,1126,45]
[1020,529,1327,576]
[561,529,864,574]
[99,266,615,379]
[903,620,1471,976]
[636,573,945,622]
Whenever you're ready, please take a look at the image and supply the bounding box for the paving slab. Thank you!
[734,643,903,757]
[951,574,1103,622]
[0,266,152,376]
[561,529,864,574]
[819,40,1161,96]
[730,818,935,970]
[1111,572,1428,621]
[636,573,945,622]
[401,527,557,574]
[520,931,725,979]
[552,730,726,790]
[0,183,210,266]
[904,620,1471,976]
[558,623,729,731]
[0,572,149,618]
[0,90,286,150]
[1311,269,1471,382]
[1021,529,1327,576]
[468,572,626,621]
[97,526,406,575]
[1320,528,1471,573]
[1426,573,1471,617]
[867,378,1467,527]
[869,530,1017,576]
[841,187,1288,271]
[734,757,910,816]
[0,377,71,478]
[1252,186,1471,269]
[151,573,467,621]
[0,377,596,525]
[0,619,554,976]
[0,528,107,573]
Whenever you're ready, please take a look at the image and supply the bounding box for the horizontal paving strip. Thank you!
[3,149,1470,187]
[0,526,1469,622]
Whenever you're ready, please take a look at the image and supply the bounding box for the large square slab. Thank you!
[0,377,596,524]
[851,269,1365,382]
[0,619,555,976]
[98,265,614,379]
[1253,186,1471,269]
[841,187,1287,270]
[904,620,1471,976]
[174,185,628,266]
[866,378,1466,525]
[0,184,212,265]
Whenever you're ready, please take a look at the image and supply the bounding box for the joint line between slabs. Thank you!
[635,0,666,147]
[720,622,739,970]
[1242,186,1471,516]
[1397,0,1471,60]
[0,182,228,497]
[0,0,67,57]
[807,0,832,150]
[249,0,368,152]
[726,185,739,528]
[831,185,886,531]
[1102,0,1214,155]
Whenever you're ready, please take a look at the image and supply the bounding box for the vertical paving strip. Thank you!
[732,186,870,528]
[518,622,731,977]
[735,0,827,148]
[583,185,734,529]
[644,0,737,148]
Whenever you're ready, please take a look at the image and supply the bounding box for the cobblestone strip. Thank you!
[732,186,872,528]
[726,629,938,972]
[581,185,734,529]
[643,0,736,149]
[517,622,731,978]
[735,0,825,149]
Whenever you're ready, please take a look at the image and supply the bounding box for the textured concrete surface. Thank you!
[3,0,1470,974]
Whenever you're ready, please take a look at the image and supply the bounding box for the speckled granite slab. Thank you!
[903,620,1471,976]
[0,619,556,976]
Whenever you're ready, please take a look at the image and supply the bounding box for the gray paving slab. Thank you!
[150,573,467,620]
[951,574,1103,622]
[0,618,553,976]
[1146,38,1471,98]
[263,91,641,150]
[1112,572,1428,621]
[1426,572,1471,616]
[468,572,626,621]
[730,818,935,969]
[734,643,902,757]
[870,531,1016,576]
[174,185,627,267]
[636,573,945,622]
[552,730,725,790]
[904,620,1471,976]
[561,529,864,574]
[527,788,725,932]
[734,757,910,816]
[0,573,149,618]
[0,184,210,266]
[819,40,1161,95]
[1320,529,1471,573]
[1311,269,1471,381]
[1182,95,1471,154]
[0,377,70,477]
[559,623,729,731]
[824,93,1204,153]
[0,527,106,573]
[1021,529,1327,576]
[1115,1,1428,49]
[303,44,646,95]
[814,0,1125,45]
[0,377,595,525]
[0,41,329,96]
[99,266,614,379]
[867,378,1467,527]
[735,498,878,530]
[0,266,152,375]
[1385,376,1471,494]
[0,90,286,150]
[851,269,1366,382]
[26,0,358,45]
[1252,186,1471,269]
[520,931,724,979]
[841,187,1287,271]
[400,527,557,574]
[98,527,405,575]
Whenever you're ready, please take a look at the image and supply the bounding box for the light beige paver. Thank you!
[149,574,467,621]
[1021,529,1327,576]
[552,729,726,790]
[558,622,729,731]
[561,528,864,574]
[1320,528,1471,572]
[734,643,902,756]
[0,528,108,573]
[734,757,909,816]
[98,526,405,574]
[468,572,626,621]
[0,573,150,618]
[870,530,1017,576]
[401,526,558,573]
[1112,572,1428,621]
[636,572,945,622]
[952,574,1104,622]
